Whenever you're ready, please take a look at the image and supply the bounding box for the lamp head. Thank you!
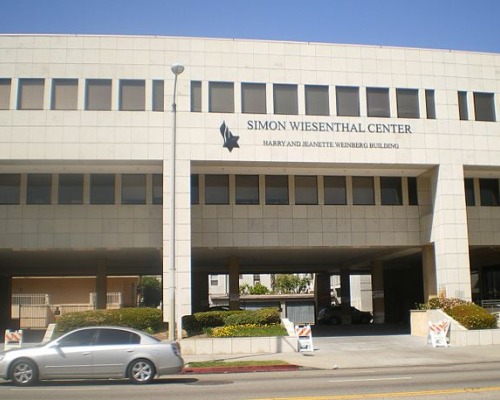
[171,64,185,76]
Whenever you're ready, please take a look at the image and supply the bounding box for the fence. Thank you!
[11,292,124,329]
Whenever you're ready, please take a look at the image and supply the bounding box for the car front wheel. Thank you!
[10,359,38,386]
[128,358,156,384]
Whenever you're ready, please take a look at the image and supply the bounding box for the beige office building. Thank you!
[1,34,500,337]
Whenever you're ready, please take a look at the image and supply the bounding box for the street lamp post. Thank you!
[169,63,184,341]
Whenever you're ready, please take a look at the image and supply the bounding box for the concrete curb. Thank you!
[182,364,300,374]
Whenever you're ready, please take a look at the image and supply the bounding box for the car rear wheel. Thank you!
[128,358,156,384]
[10,359,38,386]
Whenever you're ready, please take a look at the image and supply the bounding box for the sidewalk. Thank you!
[183,333,500,371]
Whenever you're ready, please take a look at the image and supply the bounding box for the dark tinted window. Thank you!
[265,175,289,205]
[273,84,298,115]
[58,174,84,204]
[397,89,419,118]
[380,177,402,205]
[0,174,20,205]
[464,178,475,206]
[96,328,140,345]
[425,89,436,119]
[367,88,390,118]
[352,177,374,205]
[205,174,229,204]
[191,174,199,204]
[336,86,359,116]
[235,175,259,205]
[408,177,418,206]
[90,174,115,204]
[480,179,500,206]
[324,176,347,205]
[305,85,329,116]
[458,91,468,120]
[27,174,52,205]
[474,92,496,122]
[58,329,97,347]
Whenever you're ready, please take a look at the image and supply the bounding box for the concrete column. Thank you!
[428,165,471,300]
[422,244,437,301]
[340,269,352,324]
[371,261,385,324]
[228,257,240,310]
[315,273,332,311]
[0,276,13,332]
[95,262,107,309]
[191,270,209,313]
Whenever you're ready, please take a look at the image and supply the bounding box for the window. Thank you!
[324,176,347,205]
[336,86,359,116]
[241,83,266,114]
[273,84,298,115]
[458,91,468,120]
[58,329,96,347]
[119,80,145,111]
[305,85,329,116]
[0,79,11,109]
[0,174,20,204]
[464,178,475,206]
[380,177,403,205]
[396,89,419,118]
[205,174,229,204]
[295,176,318,205]
[210,275,219,286]
[121,174,146,204]
[191,81,202,112]
[235,175,259,205]
[58,174,84,204]
[152,174,162,204]
[191,174,199,204]
[265,175,289,205]
[425,89,436,119]
[209,82,234,113]
[18,78,44,110]
[253,274,261,284]
[85,79,112,111]
[27,174,52,205]
[352,177,374,205]
[96,328,140,345]
[152,80,164,112]
[366,88,390,117]
[479,179,499,206]
[90,174,115,204]
[474,92,496,122]
[408,177,418,206]
[51,79,78,110]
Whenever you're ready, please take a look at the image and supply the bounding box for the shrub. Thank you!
[209,323,287,338]
[447,304,497,330]
[224,308,280,326]
[56,307,163,334]
[182,308,282,337]
[419,297,497,330]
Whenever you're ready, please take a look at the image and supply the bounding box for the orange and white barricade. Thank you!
[4,329,23,350]
[427,320,450,347]
[295,324,313,352]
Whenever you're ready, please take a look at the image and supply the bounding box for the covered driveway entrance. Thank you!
[191,245,425,326]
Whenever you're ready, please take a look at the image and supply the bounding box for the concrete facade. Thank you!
[1,34,500,337]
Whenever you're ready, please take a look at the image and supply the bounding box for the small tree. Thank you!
[273,274,311,294]
[140,276,162,307]
[240,282,270,295]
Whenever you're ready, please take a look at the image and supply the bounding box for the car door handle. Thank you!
[126,349,134,353]
[82,352,91,356]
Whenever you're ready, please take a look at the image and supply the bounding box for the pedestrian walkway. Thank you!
[184,331,500,371]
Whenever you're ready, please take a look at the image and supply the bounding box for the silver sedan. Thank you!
[0,326,184,386]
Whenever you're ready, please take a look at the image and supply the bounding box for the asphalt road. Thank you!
[2,361,500,400]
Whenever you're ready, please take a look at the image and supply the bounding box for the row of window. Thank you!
[192,81,435,119]
[0,173,162,205]
[1,78,496,122]
[192,81,496,122]
[465,178,500,206]
[191,175,419,206]
[0,78,164,111]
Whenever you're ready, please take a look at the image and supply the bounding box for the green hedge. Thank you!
[181,308,281,337]
[421,297,497,330]
[446,304,497,330]
[56,308,164,334]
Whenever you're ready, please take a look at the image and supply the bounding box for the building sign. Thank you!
[219,119,413,152]
[247,120,412,134]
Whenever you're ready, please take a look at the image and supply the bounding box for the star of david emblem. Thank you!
[220,121,239,152]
